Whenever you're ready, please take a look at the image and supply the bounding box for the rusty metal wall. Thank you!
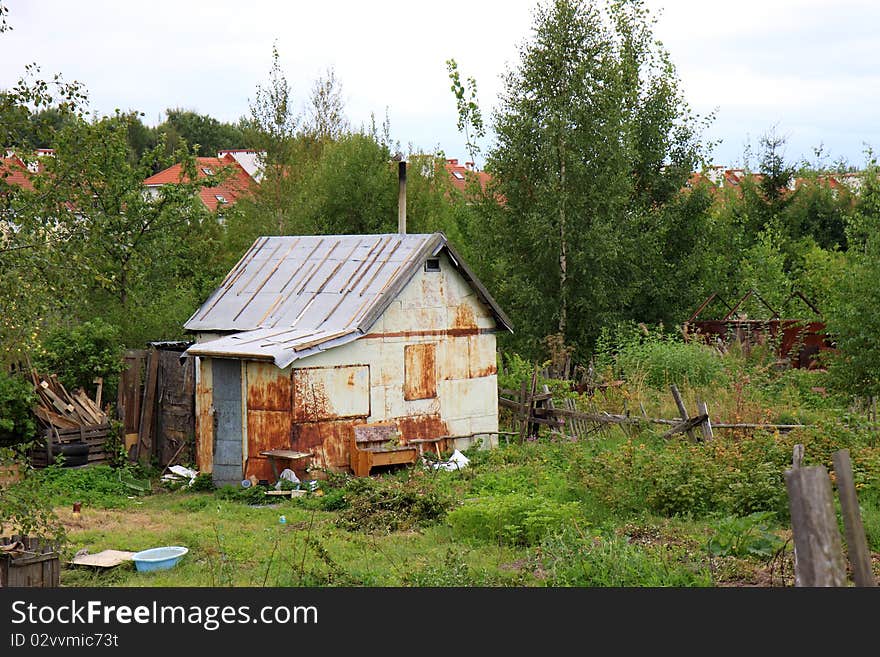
[245,360,292,482]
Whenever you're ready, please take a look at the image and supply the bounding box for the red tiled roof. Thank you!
[144,154,256,211]
[445,158,492,193]
[0,155,34,191]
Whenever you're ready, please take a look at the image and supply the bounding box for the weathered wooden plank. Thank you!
[670,384,697,441]
[662,414,709,439]
[785,465,847,587]
[137,349,161,464]
[696,400,714,441]
[832,449,875,587]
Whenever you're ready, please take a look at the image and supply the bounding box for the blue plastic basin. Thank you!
[131,546,188,572]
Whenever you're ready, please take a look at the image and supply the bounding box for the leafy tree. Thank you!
[157,108,252,157]
[478,0,707,358]
[304,67,349,145]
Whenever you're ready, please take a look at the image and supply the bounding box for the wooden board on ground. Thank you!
[69,550,136,568]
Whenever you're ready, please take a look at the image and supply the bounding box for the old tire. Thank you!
[50,442,89,467]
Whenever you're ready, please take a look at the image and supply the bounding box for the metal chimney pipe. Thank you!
[398,160,407,234]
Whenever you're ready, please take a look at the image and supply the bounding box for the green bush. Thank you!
[707,512,785,559]
[35,318,125,399]
[0,370,36,448]
[27,463,137,508]
[594,322,724,388]
[447,493,582,546]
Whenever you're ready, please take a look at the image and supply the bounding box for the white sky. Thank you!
[3,0,879,169]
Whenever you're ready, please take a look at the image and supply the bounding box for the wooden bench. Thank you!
[350,422,419,477]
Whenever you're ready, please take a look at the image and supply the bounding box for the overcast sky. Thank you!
[3,0,879,170]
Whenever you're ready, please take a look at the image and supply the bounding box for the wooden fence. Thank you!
[116,343,195,467]
[499,376,807,442]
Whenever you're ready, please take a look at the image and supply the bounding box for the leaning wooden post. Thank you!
[696,400,713,441]
[785,464,847,587]
[832,449,876,587]
[670,384,696,441]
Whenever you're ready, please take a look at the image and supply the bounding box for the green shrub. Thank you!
[707,512,785,559]
[35,318,125,399]
[447,493,582,546]
[0,370,36,448]
[190,473,216,492]
[594,322,724,388]
[27,463,136,508]
[539,527,712,587]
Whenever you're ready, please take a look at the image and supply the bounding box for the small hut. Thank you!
[183,232,512,485]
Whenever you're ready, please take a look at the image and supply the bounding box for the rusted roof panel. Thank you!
[184,232,513,367]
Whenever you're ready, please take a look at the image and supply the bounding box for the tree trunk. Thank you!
[558,140,567,337]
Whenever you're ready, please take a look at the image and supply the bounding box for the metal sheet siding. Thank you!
[292,365,371,422]
[212,358,243,486]
[245,361,292,481]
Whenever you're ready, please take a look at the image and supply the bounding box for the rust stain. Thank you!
[347,372,356,386]
[362,328,485,340]
[404,343,437,400]
[247,376,291,411]
[247,410,291,455]
[396,414,450,452]
[293,375,333,422]
[292,419,365,471]
[244,457,275,483]
[453,303,477,330]
[470,363,498,378]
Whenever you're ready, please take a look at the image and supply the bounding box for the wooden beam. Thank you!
[832,449,876,587]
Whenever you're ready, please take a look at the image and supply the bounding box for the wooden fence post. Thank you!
[670,384,697,441]
[832,449,876,587]
[785,465,847,587]
[696,400,713,441]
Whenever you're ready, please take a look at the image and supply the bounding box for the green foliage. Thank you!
[215,484,273,505]
[402,548,527,586]
[35,318,125,396]
[595,322,724,388]
[190,473,215,492]
[482,0,709,357]
[0,370,36,447]
[447,493,582,546]
[571,433,792,519]
[0,467,67,545]
[24,463,140,508]
[707,512,785,559]
[538,527,712,586]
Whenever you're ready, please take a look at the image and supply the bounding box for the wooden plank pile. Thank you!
[28,370,112,468]
[30,371,108,430]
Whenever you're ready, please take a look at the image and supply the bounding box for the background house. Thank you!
[143,153,256,212]
[183,232,512,486]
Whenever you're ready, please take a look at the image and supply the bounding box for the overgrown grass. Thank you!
[22,342,880,587]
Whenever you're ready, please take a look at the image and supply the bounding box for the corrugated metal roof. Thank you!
[183,233,512,368]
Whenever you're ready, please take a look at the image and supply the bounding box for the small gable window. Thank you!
[424,258,441,272]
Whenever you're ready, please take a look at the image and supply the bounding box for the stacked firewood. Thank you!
[30,371,108,429]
